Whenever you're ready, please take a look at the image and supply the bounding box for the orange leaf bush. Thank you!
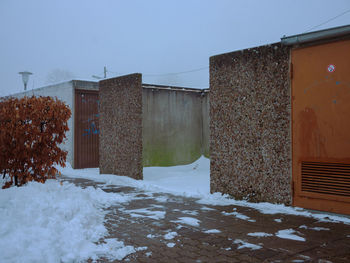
[0,96,71,188]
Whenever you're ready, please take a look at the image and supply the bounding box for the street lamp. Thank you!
[18,71,33,91]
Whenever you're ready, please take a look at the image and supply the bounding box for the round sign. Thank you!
[327,64,335,73]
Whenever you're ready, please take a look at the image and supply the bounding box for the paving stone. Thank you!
[62,176,350,263]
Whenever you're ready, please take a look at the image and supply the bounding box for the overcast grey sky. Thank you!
[0,0,349,96]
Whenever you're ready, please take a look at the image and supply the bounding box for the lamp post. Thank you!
[18,71,33,91]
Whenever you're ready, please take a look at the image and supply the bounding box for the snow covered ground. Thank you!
[0,179,143,262]
[1,156,350,262]
[58,156,350,224]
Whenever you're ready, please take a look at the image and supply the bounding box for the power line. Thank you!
[304,8,350,33]
[107,66,208,77]
[143,66,208,76]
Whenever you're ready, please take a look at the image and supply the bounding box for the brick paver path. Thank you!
[62,177,350,263]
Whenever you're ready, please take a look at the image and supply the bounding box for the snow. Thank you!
[299,225,330,231]
[58,156,209,198]
[247,232,273,237]
[200,206,216,211]
[5,155,350,262]
[172,217,201,227]
[0,180,137,262]
[122,207,166,220]
[274,218,282,223]
[197,193,350,224]
[233,239,262,250]
[275,229,306,242]
[164,231,178,240]
[57,156,350,225]
[204,229,221,234]
[143,157,210,196]
[222,210,256,222]
[136,246,148,251]
[94,239,136,261]
[182,210,199,216]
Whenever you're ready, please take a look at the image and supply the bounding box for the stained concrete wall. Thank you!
[210,43,292,204]
[7,80,98,167]
[201,90,210,158]
[142,85,209,166]
[99,74,143,179]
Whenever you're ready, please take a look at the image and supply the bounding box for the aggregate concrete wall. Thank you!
[210,43,292,204]
[99,74,143,180]
[142,86,209,166]
[9,80,98,167]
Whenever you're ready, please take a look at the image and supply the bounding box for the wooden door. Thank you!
[74,89,99,168]
[292,39,350,215]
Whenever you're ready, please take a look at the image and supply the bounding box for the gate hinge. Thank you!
[290,63,293,80]
[291,180,295,196]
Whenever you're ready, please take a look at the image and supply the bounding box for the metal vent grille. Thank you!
[301,162,350,197]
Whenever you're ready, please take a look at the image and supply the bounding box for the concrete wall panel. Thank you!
[142,87,205,166]
[202,91,210,158]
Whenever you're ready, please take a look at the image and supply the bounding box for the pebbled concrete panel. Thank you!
[210,43,292,204]
[99,74,143,180]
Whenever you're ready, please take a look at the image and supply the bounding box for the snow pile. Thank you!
[0,180,136,262]
[143,156,210,196]
[58,156,210,197]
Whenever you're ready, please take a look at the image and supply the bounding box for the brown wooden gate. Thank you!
[292,39,350,215]
[74,89,99,168]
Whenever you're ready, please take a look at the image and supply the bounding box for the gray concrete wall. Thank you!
[201,90,210,158]
[210,43,292,204]
[8,80,98,167]
[142,85,209,166]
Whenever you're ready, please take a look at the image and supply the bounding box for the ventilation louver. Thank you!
[301,162,350,197]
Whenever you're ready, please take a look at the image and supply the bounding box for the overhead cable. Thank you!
[304,8,350,33]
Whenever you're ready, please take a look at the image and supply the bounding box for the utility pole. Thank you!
[92,67,107,80]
